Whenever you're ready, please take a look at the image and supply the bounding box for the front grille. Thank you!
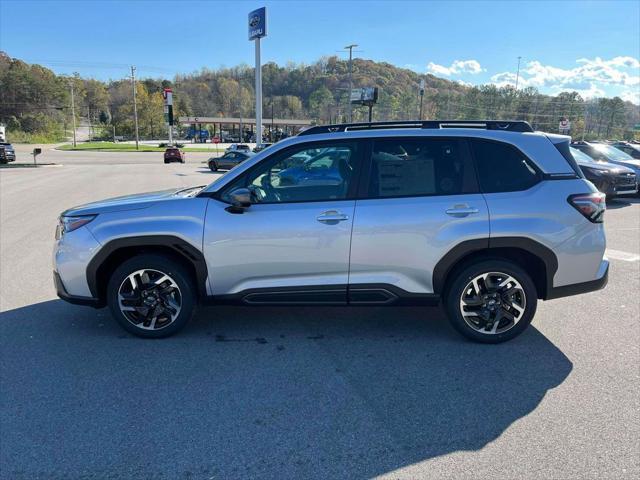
[615,173,636,187]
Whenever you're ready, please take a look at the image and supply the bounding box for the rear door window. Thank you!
[366,138,477,198]
[470,139,542,193]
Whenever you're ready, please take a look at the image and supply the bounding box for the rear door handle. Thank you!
[317,210,349,223]
[445,206,479,217]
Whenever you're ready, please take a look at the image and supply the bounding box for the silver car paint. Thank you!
[349,194,489,292]
[53,226,102,297]
[54,127,607,299]
[203,199,355,294]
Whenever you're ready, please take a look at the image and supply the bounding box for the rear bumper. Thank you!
[54,271,102,307]
[545,260,609,300]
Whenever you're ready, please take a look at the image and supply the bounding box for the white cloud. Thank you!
[427,59,483,76]
[489,56,639,103]
[620,89,640,104]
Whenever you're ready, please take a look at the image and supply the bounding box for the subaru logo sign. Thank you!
[248,7,267,40]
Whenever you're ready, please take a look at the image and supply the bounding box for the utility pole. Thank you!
[131,66,140,150]
[515,56,522,90]
[345,44,358,122]
[69,81,77,147]
[418,78,425,120]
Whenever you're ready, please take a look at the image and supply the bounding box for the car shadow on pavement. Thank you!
[607,196,640,209]
[0,300,572,479]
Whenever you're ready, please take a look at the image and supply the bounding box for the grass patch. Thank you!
[57,142,224,154]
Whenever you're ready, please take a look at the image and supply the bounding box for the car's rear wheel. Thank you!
[107,254,196,338]
[445,259,537,343]
[209,161,218,172]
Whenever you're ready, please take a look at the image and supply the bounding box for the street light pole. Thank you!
[345,44,358,122]
[419,78,425,120]
[131,65,140,150]
[69,81,77,147]
[255,37,263,147]
[515,56,522,91]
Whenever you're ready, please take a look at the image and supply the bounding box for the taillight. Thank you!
[568,192,606,223]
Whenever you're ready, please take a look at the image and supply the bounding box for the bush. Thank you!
[6,129,66,144]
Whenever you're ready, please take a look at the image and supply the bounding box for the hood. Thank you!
[62,186,204,216]
[578,160,635,174]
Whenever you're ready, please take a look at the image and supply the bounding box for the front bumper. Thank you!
[546,260,609,300]
[54,271,102,307]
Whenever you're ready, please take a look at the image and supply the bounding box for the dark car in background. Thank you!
[0,142,16,163]
[571,141,640,185]
[208,151,253,171]
[164,147,185,164]
[570,146,637,198]
[611,141,640,159]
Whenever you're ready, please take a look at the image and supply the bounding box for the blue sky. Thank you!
[1,0,639,102]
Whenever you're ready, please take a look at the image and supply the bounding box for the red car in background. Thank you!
[164,147,185,164]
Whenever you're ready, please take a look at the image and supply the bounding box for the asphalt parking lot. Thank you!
[1,147,639,479]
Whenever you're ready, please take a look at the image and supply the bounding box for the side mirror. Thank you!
[226,188,251,214]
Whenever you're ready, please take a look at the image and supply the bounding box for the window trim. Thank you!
[468,137,544,194]
[214,139,366,205]
[356,136,480,200]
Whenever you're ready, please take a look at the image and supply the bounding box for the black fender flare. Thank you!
[432,237,558,298]
[86,235,209,301]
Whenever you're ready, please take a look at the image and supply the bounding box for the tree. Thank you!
[308,86,333,121]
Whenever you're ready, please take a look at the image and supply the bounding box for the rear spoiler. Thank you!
[545,134,584,178]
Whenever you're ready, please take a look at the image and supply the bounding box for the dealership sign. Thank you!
[163,88,174,126]
[559,118,570,134]
[248,7,267,40]
[350,87,379,105]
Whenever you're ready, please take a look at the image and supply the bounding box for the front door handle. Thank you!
[317,210,349,224]
[445,205,479,217]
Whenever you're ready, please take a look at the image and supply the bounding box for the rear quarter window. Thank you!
[470,139,542,193]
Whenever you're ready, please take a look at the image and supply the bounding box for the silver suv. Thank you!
[53,121,609,343]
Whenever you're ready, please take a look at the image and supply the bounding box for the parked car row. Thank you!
[571,141,639,197]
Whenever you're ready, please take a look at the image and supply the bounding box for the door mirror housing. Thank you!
[226,188,252,213]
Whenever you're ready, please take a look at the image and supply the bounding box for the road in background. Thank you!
[1,155,639,479]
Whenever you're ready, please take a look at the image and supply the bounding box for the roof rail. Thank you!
[298,120,534,136]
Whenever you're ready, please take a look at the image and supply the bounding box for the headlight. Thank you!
[583,167,605,177]
[56,215,96,239]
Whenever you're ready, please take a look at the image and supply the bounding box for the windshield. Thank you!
[570,147,597,164]
[593,144,635,161]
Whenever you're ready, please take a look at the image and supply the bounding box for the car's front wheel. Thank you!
[445,259,537,343]
[107,254,196,338]
[209,161,218,172]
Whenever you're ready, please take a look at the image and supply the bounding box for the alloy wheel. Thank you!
[117,269,182,331]
[459,271,526,335]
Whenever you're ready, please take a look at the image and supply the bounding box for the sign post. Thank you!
[559,117,570,135]
[32,147,42,166]
[350,87,379,122]
[249,7,267,148]
[163,88,174,145]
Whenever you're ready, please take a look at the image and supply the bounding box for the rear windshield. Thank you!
[570,146,597,164]
[593,144,634,162]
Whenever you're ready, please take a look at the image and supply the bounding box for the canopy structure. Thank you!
[178,116,312,142]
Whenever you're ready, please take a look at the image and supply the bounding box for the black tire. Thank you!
[106,254,196,338]
[445,259,537,344]
[164,160,169,164]
[209,161,218,172]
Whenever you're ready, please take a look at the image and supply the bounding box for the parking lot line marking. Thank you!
[605,249,640,262]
